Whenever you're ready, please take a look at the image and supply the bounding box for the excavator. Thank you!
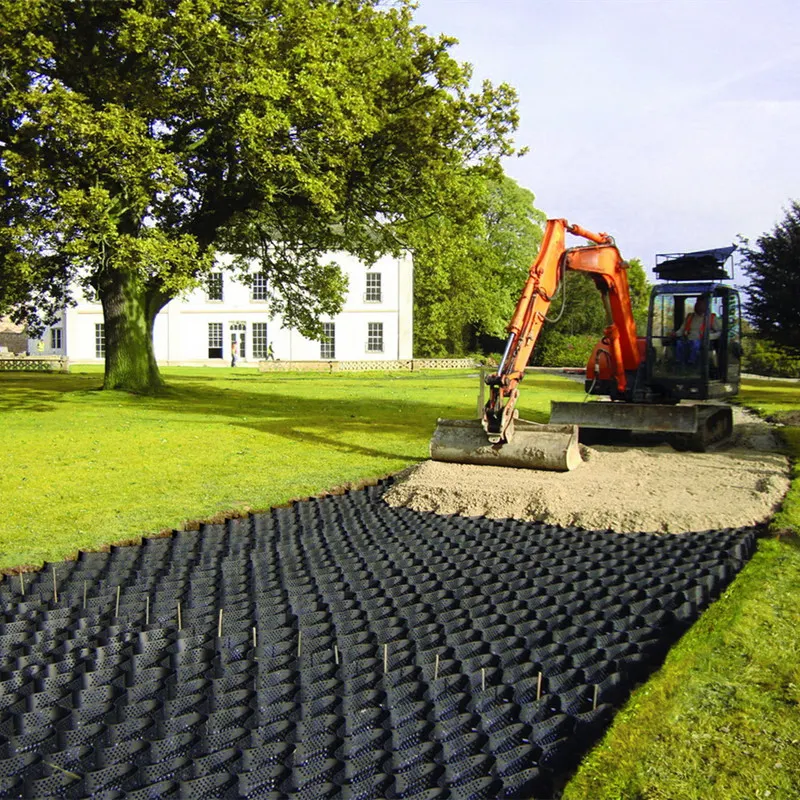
[430,218,742,471]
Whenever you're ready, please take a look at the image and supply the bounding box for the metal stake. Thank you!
[218,608,224,638]
[334,644,339,665]
[434,653,440,681]
[536,671,543,701]
[52,567,58,603]
[593,685,599,710]
[177,601,182,632]
[481,667,486,691]
[297,630,302,658]
[145,596,150,626]
[383,643,388,673]
[115,585,120,618]
[19,570,24,597]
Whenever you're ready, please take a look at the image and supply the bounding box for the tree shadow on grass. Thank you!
[0,373,105,413]
[0,371,573,463]
[150,380,464,463]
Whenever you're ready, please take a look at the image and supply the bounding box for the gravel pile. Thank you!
[385,407,790,534]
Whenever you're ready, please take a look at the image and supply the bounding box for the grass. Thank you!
[2,367,798,798]
[0,365,581,571]
[562,378,800,800]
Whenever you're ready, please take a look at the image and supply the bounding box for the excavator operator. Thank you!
[673,295,720,365]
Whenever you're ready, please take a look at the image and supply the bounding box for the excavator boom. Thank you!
[482,219,639,446]
[430,218,639,471]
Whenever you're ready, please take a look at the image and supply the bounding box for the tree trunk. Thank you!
[100,269,169,393]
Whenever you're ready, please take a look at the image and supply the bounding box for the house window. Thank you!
[208,322,223,358]
[95,323,105,359]
[367,322,383,353]
[50,328,62,350]
[252,272,268,301]
[365,272,382,302]
[321,322,335,360]
[252,322,268,359]
[207,272,223,301]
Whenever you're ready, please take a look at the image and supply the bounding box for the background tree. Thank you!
[409,174,545,357]
[531,256,650,367]
[0,0,520,391]
[740,200,800,352]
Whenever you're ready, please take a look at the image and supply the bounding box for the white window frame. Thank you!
[365,272,382,303]
[251,272,268,301]
[321,322,335,360]
[207,272,223,301]
[366,322,384,353]
[252,322,268,359]
[50,328,62,350]
[208,322,223,359]
[95,323,105,359]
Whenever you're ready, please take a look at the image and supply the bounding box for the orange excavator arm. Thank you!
[483,218,641,442]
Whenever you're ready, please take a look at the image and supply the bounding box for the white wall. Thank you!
[42,250,414,364]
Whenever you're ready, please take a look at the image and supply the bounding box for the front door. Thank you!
[230,322,246,361]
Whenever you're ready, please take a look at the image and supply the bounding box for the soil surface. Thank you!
[384,407,791,533]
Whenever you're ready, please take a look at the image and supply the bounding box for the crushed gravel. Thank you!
[384,407,791,533]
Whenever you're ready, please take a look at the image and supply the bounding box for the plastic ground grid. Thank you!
[0,480,757,799]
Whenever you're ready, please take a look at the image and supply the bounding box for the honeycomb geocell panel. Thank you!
[0,480,757,799]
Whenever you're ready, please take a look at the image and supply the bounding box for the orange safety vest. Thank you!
[683,312,716,339]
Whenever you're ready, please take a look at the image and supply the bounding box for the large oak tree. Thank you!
[0,0,520,391]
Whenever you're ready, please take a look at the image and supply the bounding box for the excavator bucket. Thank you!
[429,418,582,471]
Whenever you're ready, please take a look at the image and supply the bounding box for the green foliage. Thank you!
[409,173,545,357]
[740,200,800,351]
[530,332,595,369]
[742,334,800,378]
[0,0,521,390]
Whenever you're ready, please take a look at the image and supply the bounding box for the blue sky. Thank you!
[412,0,800,279]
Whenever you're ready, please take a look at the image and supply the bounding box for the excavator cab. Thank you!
[646,247,741,401]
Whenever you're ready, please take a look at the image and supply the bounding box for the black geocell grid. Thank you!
[0,480,756,799]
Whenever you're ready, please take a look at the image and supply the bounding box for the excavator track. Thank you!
[669,404,734,451]
[550,401,734,452]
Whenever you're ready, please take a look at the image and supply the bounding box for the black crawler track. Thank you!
[0,481,757,799]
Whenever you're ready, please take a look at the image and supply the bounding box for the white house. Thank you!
[30,251,414,365]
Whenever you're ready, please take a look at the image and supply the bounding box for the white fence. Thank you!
[258,358,477,373]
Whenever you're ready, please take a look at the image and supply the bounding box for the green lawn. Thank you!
[0,365,580,570]
[2,367,798,799]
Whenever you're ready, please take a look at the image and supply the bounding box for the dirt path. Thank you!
[384,408,791,533]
